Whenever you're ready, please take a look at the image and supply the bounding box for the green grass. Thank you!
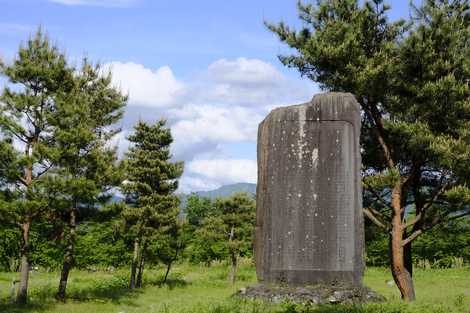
[0,262,469,313]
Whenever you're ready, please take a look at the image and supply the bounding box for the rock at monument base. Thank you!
[236,284,385,305]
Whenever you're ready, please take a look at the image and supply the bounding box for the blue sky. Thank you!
[1,0,417,192]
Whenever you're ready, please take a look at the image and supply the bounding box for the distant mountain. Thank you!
[109,183,257,209]
[194,183,256,199]
[179,182,256,208]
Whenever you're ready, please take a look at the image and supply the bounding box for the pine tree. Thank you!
[184,194,218,264]
[0,29,75,304]
[151,219,186,284]
[193,215,227,266]
[122,120,183,289]
[197,193,255,284]
[48,60,126,301]
[185,194,214,228]
[267,0,470,301]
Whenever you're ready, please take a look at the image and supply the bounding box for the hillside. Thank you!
[193,182,256,199]
[179,182,256,208]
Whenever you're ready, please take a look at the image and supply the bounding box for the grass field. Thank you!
[0,262,469,313]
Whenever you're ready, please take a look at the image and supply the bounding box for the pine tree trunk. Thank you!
[129,238,140,289]
[229,251,237,285]
[390,185,416,301]
[56,208,77,301]
[163,262,172,284]
[228,226,237,284]
[136,254,144,288]
[16,220,30,305]
[404,235,413,277]
[163,246,178,284]
[17,161,33,305]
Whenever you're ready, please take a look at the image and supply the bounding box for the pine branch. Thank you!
[364,101,396,169]
[363,180,393,213]
[422,179,453,212]
[401,229,422,246]
[402,211,470,246]
[363,207,389,229]
[36,162,53,178]
[402,212,423,229]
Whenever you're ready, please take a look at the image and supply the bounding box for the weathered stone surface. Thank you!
[255,92,364,287]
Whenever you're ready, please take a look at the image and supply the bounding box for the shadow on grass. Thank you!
[159,278,189,290]
[143,271,190,290]
[146,277,189,290]
[70,275,190,303]
[0,301,53,313]
[68,275,142,304]
[0,274,191,311]
[0,275,143,312]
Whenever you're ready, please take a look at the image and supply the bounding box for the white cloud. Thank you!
[194,57,313,107]
[207,57,284,86]
[171,105,260,145]
[108,58,312,111]
[49,0,138,7]
[105,62,183,107]
[178,176,220,194]
[169,104,261,162]
[105,58,315,191]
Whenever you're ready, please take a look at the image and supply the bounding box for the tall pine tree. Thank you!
[267,0,470,301]
[0,29,74,304]
[122,120,183,289]
[47,60,126,301]
[196,193,255,284]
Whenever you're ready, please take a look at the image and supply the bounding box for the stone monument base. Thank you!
[236,283,385,305]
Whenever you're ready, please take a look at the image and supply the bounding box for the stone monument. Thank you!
[241,93,381,304]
